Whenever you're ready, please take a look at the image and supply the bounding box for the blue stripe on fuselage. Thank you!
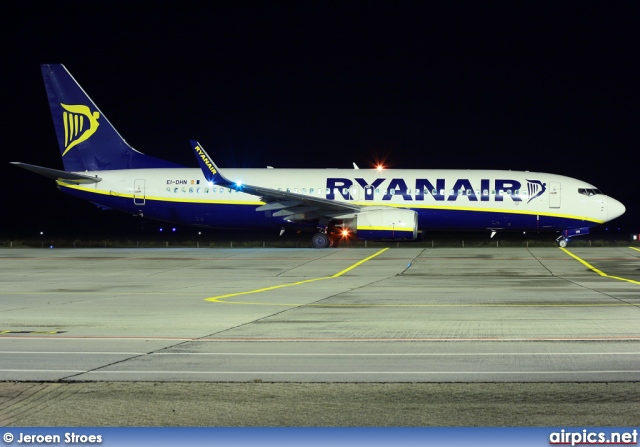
[60,186,598,232]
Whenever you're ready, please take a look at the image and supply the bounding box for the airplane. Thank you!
[12,64,625,248]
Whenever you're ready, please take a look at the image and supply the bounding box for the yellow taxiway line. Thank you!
[205,248,389,304]
[205,246,640,307]
[560,247,640,285]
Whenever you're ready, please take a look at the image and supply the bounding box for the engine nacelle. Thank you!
[344,209,418,241]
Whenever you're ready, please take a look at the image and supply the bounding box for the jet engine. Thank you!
[343,209,418,241]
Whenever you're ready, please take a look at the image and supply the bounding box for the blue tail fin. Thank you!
[41,64,183,172]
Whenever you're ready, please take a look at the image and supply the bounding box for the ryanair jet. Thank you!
[12,64,625,248]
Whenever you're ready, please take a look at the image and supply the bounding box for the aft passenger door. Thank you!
[549,181,560,208]
[134,179,146,205]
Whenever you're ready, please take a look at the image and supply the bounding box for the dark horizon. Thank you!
[2,1,638,239]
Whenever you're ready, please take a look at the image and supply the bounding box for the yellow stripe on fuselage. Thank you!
[352,201,604,224]
[56,181,603,223]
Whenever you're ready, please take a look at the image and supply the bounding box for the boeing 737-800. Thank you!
[12,64,625,248]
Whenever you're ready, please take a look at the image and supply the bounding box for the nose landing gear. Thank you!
[556,236,569,248]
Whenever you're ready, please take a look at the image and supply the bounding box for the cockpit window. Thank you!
[578,188,602,196]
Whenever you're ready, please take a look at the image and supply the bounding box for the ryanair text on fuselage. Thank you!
[326,177,546,203]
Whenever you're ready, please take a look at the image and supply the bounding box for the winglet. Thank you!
[190,140,233,187]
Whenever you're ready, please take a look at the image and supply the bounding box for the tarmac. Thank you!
[1,246,639,426]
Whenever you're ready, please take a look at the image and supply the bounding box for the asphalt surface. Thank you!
[2,382,639,427]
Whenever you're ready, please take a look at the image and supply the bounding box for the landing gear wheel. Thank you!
[558,238,568,248]
[311,232,330,249]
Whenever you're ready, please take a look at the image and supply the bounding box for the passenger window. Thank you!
[189,187,194,193]
[302,188,307,194]
[174,188,178,193]
[483,189,488,196]
[166,187,171,192]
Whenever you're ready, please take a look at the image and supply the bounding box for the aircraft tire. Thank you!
[558,238,568,248]
[312,232,330,249]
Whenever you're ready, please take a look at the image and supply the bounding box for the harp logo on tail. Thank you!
[60,103,100,156]
[526,179,546,203]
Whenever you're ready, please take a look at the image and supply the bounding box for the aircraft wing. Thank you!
[190,141,360,221]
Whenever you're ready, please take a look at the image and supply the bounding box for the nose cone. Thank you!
[608,197,626,221]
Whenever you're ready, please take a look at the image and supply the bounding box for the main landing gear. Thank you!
[312,232,330,248]
[311,229,340,248]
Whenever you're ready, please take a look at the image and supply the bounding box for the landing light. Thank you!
[341,229,349,237]
[376,164,384,172]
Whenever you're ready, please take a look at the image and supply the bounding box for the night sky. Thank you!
[2,1,638,239]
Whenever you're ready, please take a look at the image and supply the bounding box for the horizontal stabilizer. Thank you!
[11,162,101,184]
